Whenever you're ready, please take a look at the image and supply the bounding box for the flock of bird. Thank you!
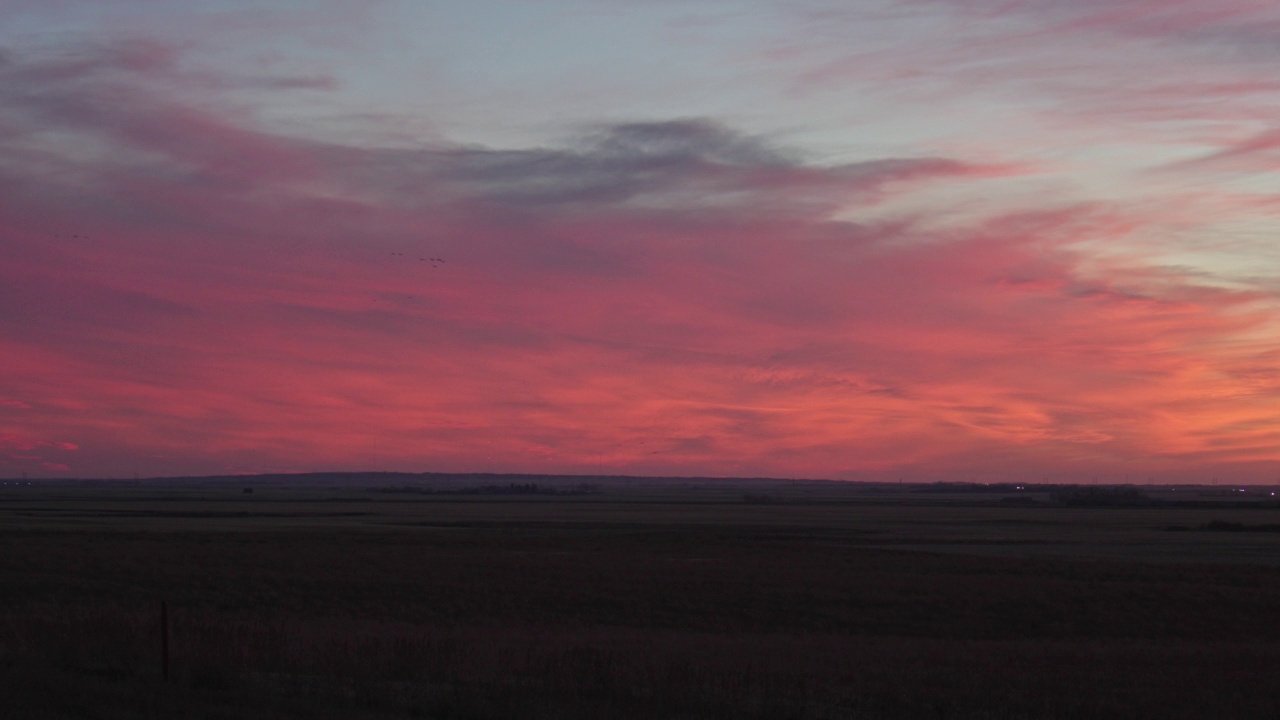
[380,251,449,303]
[390,252,446,269]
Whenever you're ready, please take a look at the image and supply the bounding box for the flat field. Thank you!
[3,478,1280,719]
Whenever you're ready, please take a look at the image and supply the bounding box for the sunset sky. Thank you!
[3,0,1280,482]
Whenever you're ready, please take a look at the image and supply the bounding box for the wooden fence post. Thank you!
[161,600,169,683]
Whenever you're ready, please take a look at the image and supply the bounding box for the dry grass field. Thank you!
[3,477,1280,718]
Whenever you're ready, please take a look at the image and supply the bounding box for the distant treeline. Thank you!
[1169,520,1280,533]
[915,483,1277,508]
[913,482,1040,494]
[373,482,598,496]
[913,482,1153,499]
[1048,486,1151,507]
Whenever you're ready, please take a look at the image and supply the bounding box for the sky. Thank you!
[2,0,1280,482]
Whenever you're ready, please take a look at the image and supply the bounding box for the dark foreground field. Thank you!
[3,478,1280,719]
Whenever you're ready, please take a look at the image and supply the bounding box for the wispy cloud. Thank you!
[783,0,1280,137]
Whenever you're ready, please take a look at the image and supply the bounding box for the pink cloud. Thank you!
[0,433,78,457]
[2,41,1279,481]
[0,435,48,453]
